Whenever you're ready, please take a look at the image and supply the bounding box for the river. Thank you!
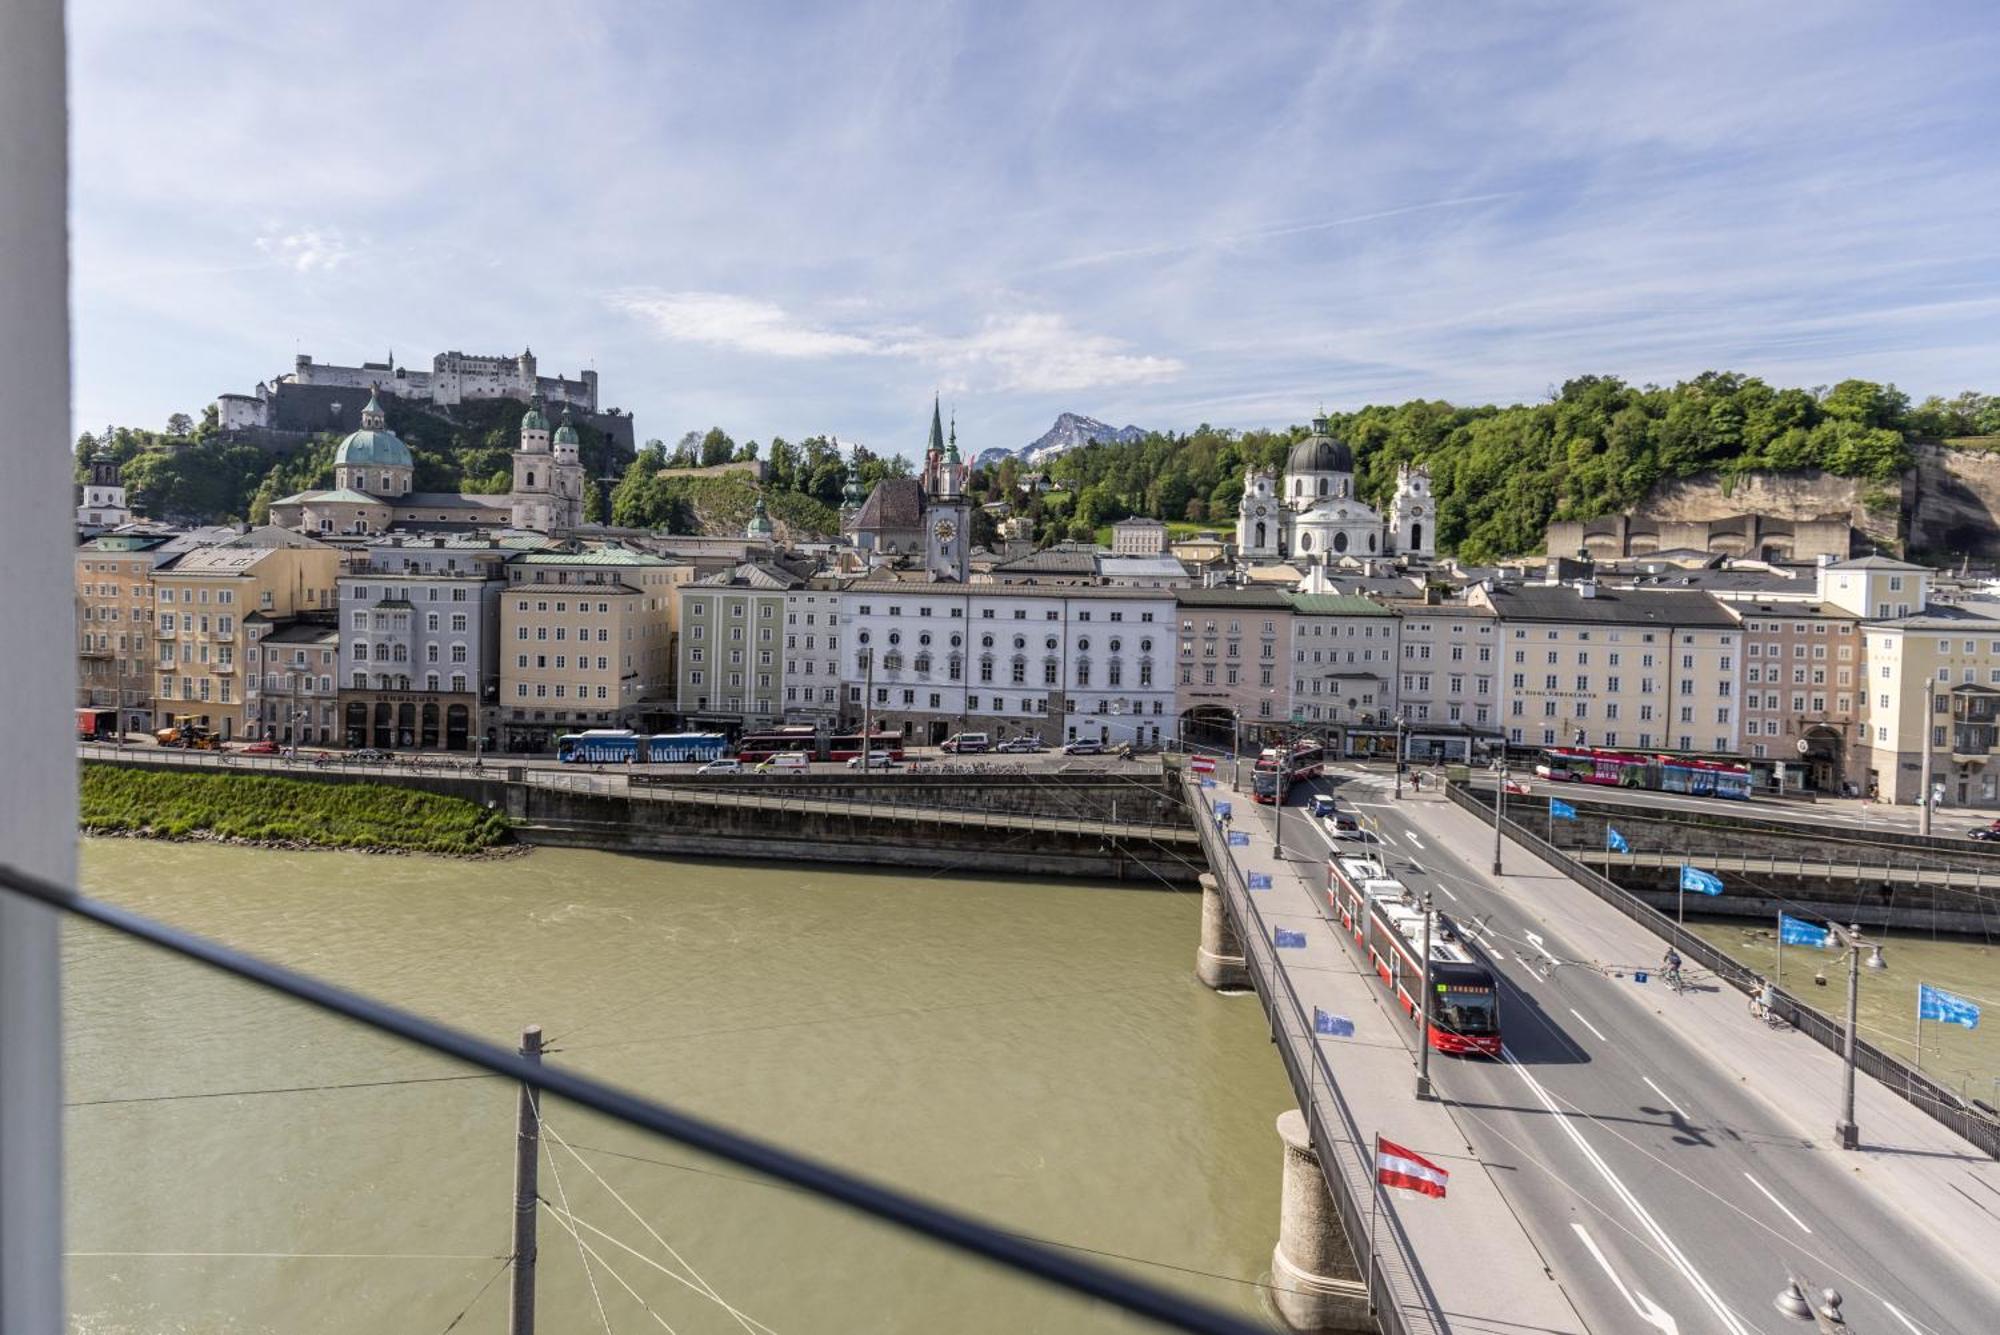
[66,840,1295,1334]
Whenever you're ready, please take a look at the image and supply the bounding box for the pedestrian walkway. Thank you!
[1188,777,1586,1335]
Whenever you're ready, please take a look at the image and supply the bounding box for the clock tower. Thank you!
[1235,467,1281,559]
[922,399,971,581]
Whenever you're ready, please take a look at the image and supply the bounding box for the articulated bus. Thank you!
[1251,740,1326,804]
[557,730,731,764]
[736,728,906,762]
[1326,853,1502,1056]
[1533,747,1752,800]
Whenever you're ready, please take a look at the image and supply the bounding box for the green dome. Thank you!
[521,403,550,432]
[747,495,775,537]
[334,426,413,470]
[553,406,580,445]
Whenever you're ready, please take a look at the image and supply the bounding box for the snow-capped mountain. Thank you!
[974,413,1148,470]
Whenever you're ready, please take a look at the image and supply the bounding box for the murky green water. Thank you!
[66,840,1293,1334]
[1686,918,2000,1105]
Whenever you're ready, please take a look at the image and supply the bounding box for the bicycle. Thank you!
[1662,967,1686,995]
[1748,993,1788,1029]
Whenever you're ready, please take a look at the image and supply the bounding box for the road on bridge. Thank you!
[1260,762,2000,1335]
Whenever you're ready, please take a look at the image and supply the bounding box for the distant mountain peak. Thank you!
[974,412,1148,469]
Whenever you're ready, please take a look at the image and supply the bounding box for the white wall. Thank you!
[0,0,71,1324]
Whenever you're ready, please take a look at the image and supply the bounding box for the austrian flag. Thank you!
[1376,1137,1449,1199]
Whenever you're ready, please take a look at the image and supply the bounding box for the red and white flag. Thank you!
[1376,1137,1449,1199]
[1190,756,1216,774]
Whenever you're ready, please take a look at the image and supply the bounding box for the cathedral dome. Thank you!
[553,406,580,445]
[333,426,412,469]
[1287,423,1353,476]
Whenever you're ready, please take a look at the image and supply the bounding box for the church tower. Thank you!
[1390,462,1435,559]
[923,402,970,581]
[78,443,131,529]
[549,406,587,530]
[510,397,555,531]
[1236,468,1281,560]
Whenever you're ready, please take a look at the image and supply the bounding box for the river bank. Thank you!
[79,763,512,856]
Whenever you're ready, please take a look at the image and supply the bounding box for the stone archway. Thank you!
[1180,704,1238,755]
[1799,725,1844,793]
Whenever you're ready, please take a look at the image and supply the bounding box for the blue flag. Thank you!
[1274,927,1308,949]
[1680,865,1724,896]
[1227,831,1251,847]
[1919,983,1982,1030]
[1606,826,1630,853]
[1549,799,1577,820]
[1198,777,1217,789]
[1779,913,1830,948]
[1214,801,1232,818]
[1313,1008,1355,1037]
[1247,872,1272,890]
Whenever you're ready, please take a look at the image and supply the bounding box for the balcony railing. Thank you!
[3,860,1264,1335]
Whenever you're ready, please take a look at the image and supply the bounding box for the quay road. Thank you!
[1489,768,1978,842]
[1265,762,2000,1333]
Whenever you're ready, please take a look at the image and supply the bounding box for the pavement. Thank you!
[1260,761,2000,1334]
[1491,769,1979,843]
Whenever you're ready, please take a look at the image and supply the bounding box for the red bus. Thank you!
[737,728,907,762]
[1325,855,1501,1056]
[1251,740,1324,803]
[827,731,904,762]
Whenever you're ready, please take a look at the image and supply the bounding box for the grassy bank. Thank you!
[80,764,511,856]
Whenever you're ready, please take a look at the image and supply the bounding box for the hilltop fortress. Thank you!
[216,348,635,453]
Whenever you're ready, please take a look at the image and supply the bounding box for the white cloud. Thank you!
[609,290,1183,394]
[253,228,354,274]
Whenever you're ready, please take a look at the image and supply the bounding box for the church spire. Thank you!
[946,410,959,463]
[927,395,945,458]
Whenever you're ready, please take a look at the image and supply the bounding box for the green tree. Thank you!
[583,478,606,524]
[699,427,735,467]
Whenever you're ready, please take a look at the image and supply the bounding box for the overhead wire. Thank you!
[538,1199,681,1335]
[433,1256,512,1335]
[544,1118,618,1335]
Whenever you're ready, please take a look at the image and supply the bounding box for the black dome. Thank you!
[1288,430,1352,475]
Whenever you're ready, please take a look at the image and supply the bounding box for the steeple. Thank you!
[946,410,960,464]
[359,390,386,431]
[927,395,945,458]
[746,494,775,540]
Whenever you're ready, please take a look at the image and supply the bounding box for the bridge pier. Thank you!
[1195,872,1250,990]
[1272,1110,1371,1332]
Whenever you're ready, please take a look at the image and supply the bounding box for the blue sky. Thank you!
[71,0,2000,459]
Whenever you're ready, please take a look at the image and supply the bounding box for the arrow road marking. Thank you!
[1512,1051,1750,1335]
[1571,1222,1680,1334]
[1742,1172,1813,1235]
[1882,1300,1929,1334]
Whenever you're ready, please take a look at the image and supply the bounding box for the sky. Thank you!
[70,0,2000,460]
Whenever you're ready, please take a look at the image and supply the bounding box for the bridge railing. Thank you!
[1187,777,1435,1335]
[1446,780,2000,1160]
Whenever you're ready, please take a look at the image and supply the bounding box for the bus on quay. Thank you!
[1251,740,1325,804]
[736,728,905,762]
[643,732,729,764]
[1326,854,1502,1056]
[558,729,643,764]
[1533,747,1752,800]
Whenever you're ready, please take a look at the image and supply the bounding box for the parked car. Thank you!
[349,747,392,762]
[240,739,281,755]
[757,752,810,771]
[848,751,901,769]
[996,736,1044,753]
[941,732,990,754]
[697,758,743,776]
[1062,738,1106,756]
[1969,827,2000,841]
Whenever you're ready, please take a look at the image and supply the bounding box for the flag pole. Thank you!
[1367,1132,1381,1318]
[1915,984,1923,1072]
[1775,911,1783,991]
[1678,862,1686,925]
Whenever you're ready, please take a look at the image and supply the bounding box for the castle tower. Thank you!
[510,397,555,531]
[1390,462,1435,559]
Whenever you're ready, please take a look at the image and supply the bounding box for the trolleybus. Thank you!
[1325,854,1502,1055]
[1533,747,1752,800]
[1251,740,1325,804]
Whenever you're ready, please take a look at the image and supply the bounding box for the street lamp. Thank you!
[1827,922,1883,1150]
[1415,889,1435,1100]
[1775,1274,1848,1329]
[1491,756,1508,876]
[1393,713,1408,800]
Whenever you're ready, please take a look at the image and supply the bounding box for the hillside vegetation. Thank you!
[80,765,511,855]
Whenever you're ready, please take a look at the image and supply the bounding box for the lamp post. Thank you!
[1394,713,1407,800]
[1415,889,1435,1100]
[1491,758,1508,876]
[1920,698,1936,838]
[1828,922,1883,1150]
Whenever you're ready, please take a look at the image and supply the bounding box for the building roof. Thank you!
[1867,605,2000,631]
[508,547,675,567]
[842,580,1175,601]
[157,546,281,575]
[1287,421,1354,475]
[1113,516,1167,529]
[991,545,1104,575]
[1285,593,1394,616]
[402,491,511,509]
[333,427,413,470]
[1827,554,1929,572]
[273,487,385,507]
[1729,601,1857,621]
[1098,555,1189,578]
[693,561,805,590]
[259,620,339,645]
[1175,586,1293,608]
[1480,582,1739,628]
[851,477,925,532]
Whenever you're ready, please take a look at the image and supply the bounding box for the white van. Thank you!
[760,751,810,771]
[942,732,990,754]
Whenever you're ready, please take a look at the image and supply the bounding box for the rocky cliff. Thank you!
[1907,438,2000,559]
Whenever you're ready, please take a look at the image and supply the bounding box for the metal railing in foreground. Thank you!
[1443,780,2000,1160]
[0,861,1267,1335]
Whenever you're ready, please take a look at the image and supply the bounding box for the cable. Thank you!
[544,1127,617,1335]
[65,1071,496,1108]
[544,1120,770,1335]
[539,1199,680,1335]
[540,1195,778,1335]
[434,1257,512,1335]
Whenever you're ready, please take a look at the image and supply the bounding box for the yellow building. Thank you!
[499,547,689,751]
[75,534,169,733]
[148,531,342,740]
[1856,611,2000,805]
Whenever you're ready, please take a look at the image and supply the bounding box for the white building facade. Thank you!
[1236,414,1435,564]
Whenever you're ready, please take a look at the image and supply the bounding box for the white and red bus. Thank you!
[1251,740,1325,804]
[737,727,906,762]
[1534,747,1751,800]
[1326,855,1501,1056]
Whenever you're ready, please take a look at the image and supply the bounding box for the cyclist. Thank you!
[1661,947,1684,993]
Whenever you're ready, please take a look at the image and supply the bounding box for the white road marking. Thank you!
[1742,1172,1814,1235]
[1376,830,1398,846]
[1882,1301,1928,1334]
[1567,1007,1610,1043]
[1509,1050,1752,1335]
[1571,1223,1681,1334]
[1641,1076,1688,1119]
[1430,881,1458,902]
[1406,832,1426,850]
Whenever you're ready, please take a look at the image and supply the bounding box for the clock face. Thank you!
[1255,505,1268,517]
[1410,505,1423,517]
[933,518,958,542]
